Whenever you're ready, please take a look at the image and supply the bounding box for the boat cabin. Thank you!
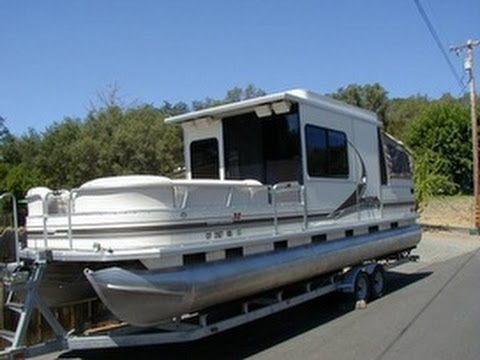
[166,89,412,216]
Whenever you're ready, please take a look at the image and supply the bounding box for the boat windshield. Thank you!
[222,105,302,185]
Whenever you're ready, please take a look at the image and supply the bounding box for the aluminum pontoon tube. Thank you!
[85,225,421,327]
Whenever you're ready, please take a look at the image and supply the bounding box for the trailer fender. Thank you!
[337,263,380,294]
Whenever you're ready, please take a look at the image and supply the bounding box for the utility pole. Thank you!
[450,39,480,232]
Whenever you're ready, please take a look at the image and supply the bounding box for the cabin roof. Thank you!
[164,88,379,125]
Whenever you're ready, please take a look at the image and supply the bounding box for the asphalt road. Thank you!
[43,231,480,360]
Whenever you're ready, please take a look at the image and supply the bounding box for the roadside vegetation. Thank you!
[419,195,474,227]
[0,83,476,211]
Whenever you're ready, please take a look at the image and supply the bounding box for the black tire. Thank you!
[354,272,370,302]
[370,265,386,299]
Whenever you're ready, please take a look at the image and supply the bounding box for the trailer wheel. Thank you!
[370,266,386,299]
[354,272,370,302]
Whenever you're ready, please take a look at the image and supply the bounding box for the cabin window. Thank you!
[378,129,388,185]
[223,105,301,184]
[190,138,220,179]
[305,125,349,178]
[382,134,412,179]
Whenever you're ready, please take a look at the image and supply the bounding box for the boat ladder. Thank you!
[0,254,67,359]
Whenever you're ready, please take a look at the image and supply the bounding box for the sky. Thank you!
[1,0,479,135]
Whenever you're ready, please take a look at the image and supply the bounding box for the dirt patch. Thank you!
[419,195,475,228]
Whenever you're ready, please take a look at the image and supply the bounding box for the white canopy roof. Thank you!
[164,88,379,125]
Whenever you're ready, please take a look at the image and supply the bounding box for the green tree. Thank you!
[159,101,189,117]
[1,163,45,195]
[225,84,266,103]
[243,84,266,99]
[386,95,430,140]
[53,104,184,187]
[0,120,45,196]
[191,97,224,111]
[411,150,457,207]
[1,85,267,193]
[36,118,83,188]
[193,85,266,110]
[225,87,243,103]
[405,100,471,194]
[80,104,125,182]
[330,83,389,125]
[109,105,182,176]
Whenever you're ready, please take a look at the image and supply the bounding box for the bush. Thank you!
[405,101,471,199]
[412,150,458,208]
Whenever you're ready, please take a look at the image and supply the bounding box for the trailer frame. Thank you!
[0,250,417,359]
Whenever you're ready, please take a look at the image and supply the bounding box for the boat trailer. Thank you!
[0,250,417,359]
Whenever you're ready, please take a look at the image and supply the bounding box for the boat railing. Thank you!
[173,182,269,210]
[271,182,307,234]
[36,181,307,249]
[67,189,79,249]
[42,192,50,249]
[0,192,20,264]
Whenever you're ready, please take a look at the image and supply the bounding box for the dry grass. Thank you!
[419,195,475,228]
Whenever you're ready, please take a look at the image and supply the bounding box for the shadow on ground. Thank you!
[60,270,432,360]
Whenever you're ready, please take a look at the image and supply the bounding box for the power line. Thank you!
[413,0,465,91]
[457,75,468,97]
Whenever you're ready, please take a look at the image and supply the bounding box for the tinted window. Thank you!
[306,125,349,178]
[305,126,328,176]
[378,128,388,185]
[382,133,412,179]
[223,106,301,184]
[190,138,219,179]
[223,113,263,181]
